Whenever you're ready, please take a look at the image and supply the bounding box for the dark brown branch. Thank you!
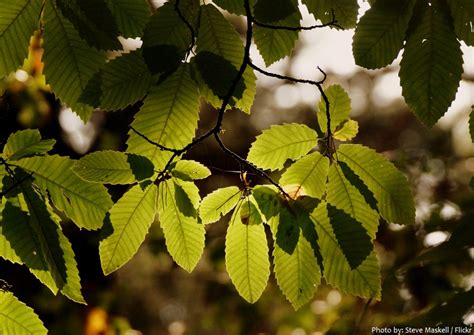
[249,61,327,85]
[130,126,180,154]
[175,0,196,58]
[252,9,343,31]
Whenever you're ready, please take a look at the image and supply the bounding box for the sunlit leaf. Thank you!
[333,119,358,141]
[100,183,157,275]
[0,0,42,78]
[326,164,379,239]
[247,123,317,171]
[337,144,415,225]
[43,1,105,121]
[15,155,113,230]
[311,202,381,299]
[199,186,242,224]
[225,198,270,303]
[127,64,199,170]
[0,291,47,335]
[73,151,154,184]
[317,84,351,133]
[158,180,205,272]
[196,4,256,113]
[171,160,211,181]
[273,229,321,310]
[4,129,55,161]
[326,204,372,269]
[280,151,329,199]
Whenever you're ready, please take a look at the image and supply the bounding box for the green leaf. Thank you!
[56,0,121,51]
[142,1,197,74]
[225,198,270,303]
[447,0,474,46]
[106,0,150,37]
[333,119,359,141]
[399,0,463,126]
[4,129,55,161]
[311,202,381,299]
[317,85,351,133]
[253,0,297,22]
[0,165,6,192]
[251,185,281,224]
[326,164,379,239]
[100,183,157,275]
[173,178,201,212]
[199,186,242,224]
[196,4,256,113]
[127,64,199,170]
[302,0,359,29]
[195,51,246,100]
[337,144,415,225]
[0,291,47,335]
[72,151,154,184]
[213,0,245,15]
[21,186,85,303]
[0,196,59,295]
[280,151,329,199]
[171,160,211,181]
[43,0,105,121]
[15,155,113,230]
[0,0,42,78]
[253,0,301,66]
[97,51,152,110]
[352,0,416,69]
[326,204,372,269]
[273,230,321,310]
[158,179,205,272]
[247,123,318,171]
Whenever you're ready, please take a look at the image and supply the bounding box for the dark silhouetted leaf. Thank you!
[195,51,245,99]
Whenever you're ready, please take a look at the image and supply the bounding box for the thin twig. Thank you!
[130,126,180,154]
[0,158,33,198]
[354,298,373,335]
[175,0,196,58]
[252,9,342,30]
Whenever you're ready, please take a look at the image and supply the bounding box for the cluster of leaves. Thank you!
[0,87,414,332]
[353,0,472,126]
[0,0,470,333]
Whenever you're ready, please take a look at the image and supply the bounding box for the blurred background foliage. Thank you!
[1,2,473,334]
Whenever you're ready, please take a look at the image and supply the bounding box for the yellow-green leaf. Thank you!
[100,183,157,275]
[247,123,318,171]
